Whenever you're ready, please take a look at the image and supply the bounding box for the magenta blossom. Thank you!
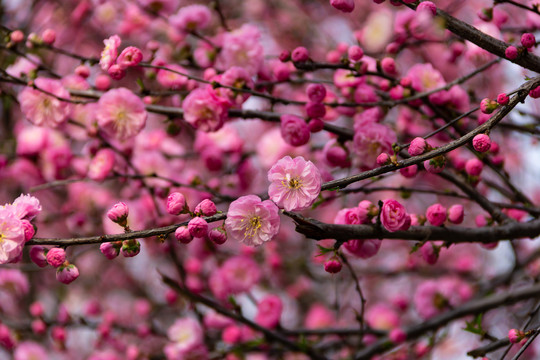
[353,122,397,169]
[18,78,71,128]
[116,46,143,68]
[280,114,310,147]
[225,195,280,246]
[380,199,411,232]
[268,156,322,211]
[96,88,148,140]
[255,295,283,328]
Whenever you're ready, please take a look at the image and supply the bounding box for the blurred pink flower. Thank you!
[100,35,121,71]
[18,78,71,128]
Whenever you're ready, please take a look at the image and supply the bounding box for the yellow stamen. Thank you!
[244,216,261,238]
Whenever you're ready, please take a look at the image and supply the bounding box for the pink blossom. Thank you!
[225,195,280,246]
[97,88,148,140]
[508,329,524,344]
[182,87,229,132]
[116,46,143,68]
[280,114,310,147]
[407,63,446,92]
[46,247,66,268]
[426,203,447,226]
[380,199,411,232]
[465,158,483,176]
[421,243,438,265]
[353,122,397,169]
[12,194,41,220]
[18,78,71,127]
[408,137,427,156]
[208,228,227,245]
[0,208,25,264]
[14,341,48,360]
[107,202,129,225]
[330,0,355,13]
[389,328,407,344]
[505,45,518,60]
[324,259,342,273]
[188,217,208,238]
[167,192,188,215]
[87,148,116,182]
[255,295,283,328]
[268,156,322,211]
[29,246,48,267]
[306,84,327,103]
[100,35,121,71]
[218,66,253,106]
[291,46,309,62]
[521,33,536,48]
[366,304,400,330]
[100,242,120,259]
[216,24,264,75]
[156,64,189,89]
[194,199,217,216]
[175,227,193,244]
[220,256,261,294]
[170,5,212,32]
[448,205,464,224]
[472,134,491,153]
[56,264,79,284]
[0,269,29,296]
[166,318,203,355]
[108,65,125,80]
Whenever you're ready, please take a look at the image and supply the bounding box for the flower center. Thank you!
[244,216,261,238]
[283,174,302,190]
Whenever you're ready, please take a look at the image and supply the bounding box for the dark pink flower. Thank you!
[381,199,411,232]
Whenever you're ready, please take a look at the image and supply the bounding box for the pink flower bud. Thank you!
[30,246,48,267]
[42,29,56,44]
[291,47,309,62]
[330,0,355,13]
[508,329,524,343]
[381,57,398,76]
[10,30,24,43]
[279,50,290,62]
[95,74,111,91]
[308,118,325,133]
[175,226,193,244]
[381,199,411,232]
[505,46,518,60]
[417,1,437,15]
[408,137,427,156]
[195,199,217,216]
[87,148,115,182]
[472,134,491,153]
[521,33,536,48]
[376,153,390,166]
[167,192,188,215]
[447,205,464,224]
[306,84,327,103]
[530,86,540,99]
[497,93,509,105]
[426,203,447,226]
[480,98,499,114]
[46,248,66,268]
[117,46,143,68]
[21,220,35,241]
[51,325,66,344]
[424,156,446,174]
[208,228,227,245]
[465,158,483,176]
[32,319,47,335]
[75,65,90,78]
[389,328,407,344]
[56,264,79,284]
[475,214,488,227]
[188,217,208,238]
[477,7,493,21]
[121,239,140,257]
[29,302,44,317]
[305,102,326,118]
[100,242,120,260]
[326,145,350,167]
[324,259,342,273]
[399,164,418,178]
[348,45,364,61]
[107,202,129,226]
[108,64,126,80]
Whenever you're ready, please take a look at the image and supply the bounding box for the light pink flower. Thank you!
[167,192,187,215]
[18,78,71,127]
[268,156,322,211]
[96,88,147,140]
[407,63,446,92]
[100,35,121,71]
[156,64,189,89]
[0,208,25,264]
[182,87,229,132]
[225,195,280,246]
[220,256,261,294]
[12,194,41,220]
[14,341,47,360]
[448,205,464,224]
[353,122,397,169]
[0,269,29,296]
[170,5,212,32]
[380,199,411,232]
[216,24,264,75]
[87,148,116,182]
[166,317,203,355]
[46,247,66,268]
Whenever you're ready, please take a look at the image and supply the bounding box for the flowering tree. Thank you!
[3,0,540,359]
